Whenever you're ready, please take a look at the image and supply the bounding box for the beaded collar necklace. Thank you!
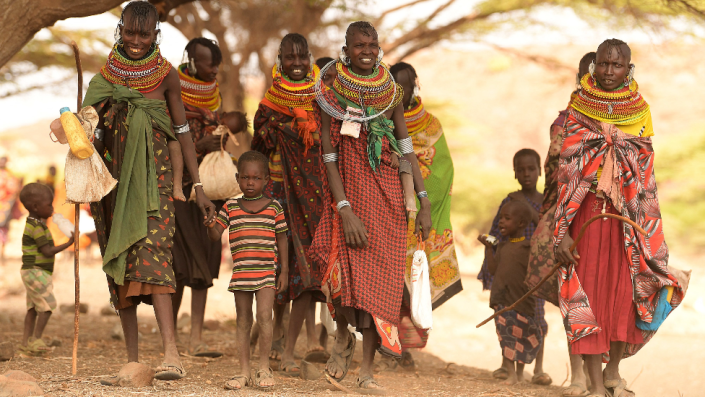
[264,65,319,111]
[332,62,403,112]
[509,236,525,243]
[241,194,264,201]
[404,97,434,135]
[101,43,171,93]
[178,64,221,111]
[571,74,649,125]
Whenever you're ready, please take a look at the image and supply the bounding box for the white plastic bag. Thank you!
[189,125,241,201]
[409,240,433,330]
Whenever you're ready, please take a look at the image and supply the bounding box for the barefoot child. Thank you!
[479,200,542,385]
[206,150,289,390]
[18,183,74,355]
[478,148,551,385]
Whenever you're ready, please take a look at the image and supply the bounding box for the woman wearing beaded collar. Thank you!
[251,33,327,378]
[553,39,683,397]
[83,1,215,382]
[309,21,432,392]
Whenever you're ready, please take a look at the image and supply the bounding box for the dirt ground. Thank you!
[1,239,702,396]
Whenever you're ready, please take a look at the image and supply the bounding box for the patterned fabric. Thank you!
[554,108,684,358]
[252,104,324,302]
[494,305,543,364]
[21,218,55,273]
[178,64,221,111]
[525,109,568,305]
[215,198,287,292]
[21,268,57,312]
[90,97,177,308]
[0,168,21,229]
[310,89,406,326]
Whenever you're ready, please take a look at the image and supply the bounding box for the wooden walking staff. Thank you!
[70,40,82,376]
[476,213,648,328]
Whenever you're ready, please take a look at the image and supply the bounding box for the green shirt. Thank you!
[21,217,55,273]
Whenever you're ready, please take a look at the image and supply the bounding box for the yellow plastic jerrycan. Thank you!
[60,107,94,159]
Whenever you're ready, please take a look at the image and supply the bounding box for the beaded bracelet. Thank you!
[336,200,351,212]
[397,137,414,155]
[174,123,190,134]
[322,153,339,163]
[416,191,428,199]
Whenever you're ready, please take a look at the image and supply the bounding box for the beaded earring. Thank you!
[375,48,384,67]
[575,72,581,89]
[306,52,315,81]
[114,21,123,45]
[339,47,350,66]
[188,58,198,76]
[588,60,596,81]
[275,51,282,74]
[626,64,635,86]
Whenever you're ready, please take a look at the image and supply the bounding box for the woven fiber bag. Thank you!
[189,125,241,201]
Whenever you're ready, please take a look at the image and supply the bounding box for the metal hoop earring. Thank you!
[339,48,350,66]
[188,58,197,76]
[588,61,595,81]
[375,48,384,67]
[627,64,635,86]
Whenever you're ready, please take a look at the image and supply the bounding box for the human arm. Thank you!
[391,103,431,240]
[39,234,75,257]
[320,111,369,249]
[555,232,579,266]
[164,68,215,223]
[477,235,498,275]
[276,231,289,293]
[205,201,228,240]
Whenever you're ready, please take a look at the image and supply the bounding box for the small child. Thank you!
[206,150,288,390]
[18,183,74,355]
[478,200,542,385]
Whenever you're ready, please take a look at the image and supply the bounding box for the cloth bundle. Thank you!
[409,237,433,330]
[189,125,241,201]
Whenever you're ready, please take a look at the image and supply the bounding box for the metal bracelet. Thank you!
[397,137,414,155]
[174,123,190,134]
[416,191,428,199]
[398,159,412,174]
[193,182,203,188]
[322,152,339,163]
[94,128,104,142]
[336,200,351,212]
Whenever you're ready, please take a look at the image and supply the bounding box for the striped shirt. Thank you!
[216,198,287,292]
[21,217,55,273]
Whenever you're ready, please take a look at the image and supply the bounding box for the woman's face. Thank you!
[344,29,379,75]
[594,45,630,91]
[120,13,158,60]
[191,43,219,82]
[280,42,310,82]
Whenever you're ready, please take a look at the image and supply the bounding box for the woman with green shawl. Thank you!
[390,62,462,367]
[84,2,214,382]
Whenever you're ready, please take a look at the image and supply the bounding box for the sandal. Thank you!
[374,356,398,372]
[492,367,509,380]
[563,383,590,397]
[325,329,356,382]
[356,374,387,396]
[19,338,51,356]
[99,376,119,386]
[224,375,250,390]
[279,360,301,377]
[610,378,635,397]
[304,346,330,363]
[155,363,186,380]
[399,351,415,370]
[532,372,553,386]
[189,343,223,358]
[254,368,275,389]
[269,335,284,360]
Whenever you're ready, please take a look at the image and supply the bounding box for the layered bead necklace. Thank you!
[101,43,171,93]
[332,62,403,113]
[264,65,319,111]
[571,74,650,125]
[404,97,434,135]
[178,64,221,111]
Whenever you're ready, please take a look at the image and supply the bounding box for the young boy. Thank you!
[18,183,74,355]
[478,148,551,385]
[479,200,542,385]
[207,150,288,390]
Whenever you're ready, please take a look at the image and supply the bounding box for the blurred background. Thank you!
[1,1,704,396]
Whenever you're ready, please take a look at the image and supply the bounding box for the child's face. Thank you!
[514,155,539,191]
[498,205,524,238]
[236,161,268,198]
[33,193,54,219]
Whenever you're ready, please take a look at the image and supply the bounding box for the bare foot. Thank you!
[502,373,519,385]
[173,186,186,201]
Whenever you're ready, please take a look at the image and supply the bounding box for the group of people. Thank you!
[14,1,685,396]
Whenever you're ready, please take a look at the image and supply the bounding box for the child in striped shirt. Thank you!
[207,150,288,390]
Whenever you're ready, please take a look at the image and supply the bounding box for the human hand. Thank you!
[277,271,289,293]
[194,134,226,153]
[477,234,494,248]
[195,187,216,224]
[555,233,579,265]
[67,233,75,246]
[414,197,432,240]
[340,207,369,249]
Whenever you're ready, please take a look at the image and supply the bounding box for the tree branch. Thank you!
[374,0,434,26]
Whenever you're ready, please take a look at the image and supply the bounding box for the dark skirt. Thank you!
[172,184,223,290]
[494,305,543,364]
[570,192,644,355]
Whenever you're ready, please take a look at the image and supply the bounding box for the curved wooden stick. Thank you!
[70,40,83,376]
[476,213,647,328]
